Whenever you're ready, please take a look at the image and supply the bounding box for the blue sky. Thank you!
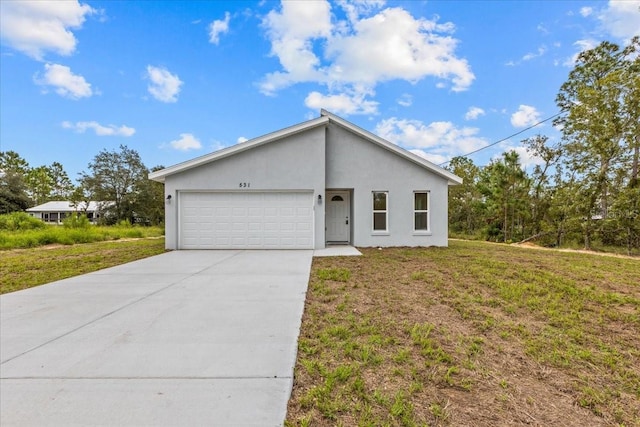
[1,0,639,181]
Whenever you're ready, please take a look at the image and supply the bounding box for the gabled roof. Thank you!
[26,201,106,212]
[149,110,462,185]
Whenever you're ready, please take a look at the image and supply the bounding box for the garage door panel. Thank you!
[279,222,294,231]
[215,222,230,231]
[297,207,311,216]
[179,192,313,249]
[215,237,230,246]
[280,207,295,217]
[297,222,311,231]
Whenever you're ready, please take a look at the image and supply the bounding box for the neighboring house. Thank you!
[26,201,106,224]
[149,110,462,250]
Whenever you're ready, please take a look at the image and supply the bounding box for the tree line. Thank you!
[448,37,639,253]
[0,145,164,225]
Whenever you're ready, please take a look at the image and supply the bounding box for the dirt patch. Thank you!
[513,242,640,260]
[449,238,640,260]
[4,236,165,253]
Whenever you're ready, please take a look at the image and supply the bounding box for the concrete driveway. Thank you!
[0,250,313,426]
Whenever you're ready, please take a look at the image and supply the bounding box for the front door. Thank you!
[326,191,350,243]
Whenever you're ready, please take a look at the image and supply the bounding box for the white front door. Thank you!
[325,191,350,243]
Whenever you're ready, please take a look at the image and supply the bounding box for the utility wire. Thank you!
[438,111,565,167]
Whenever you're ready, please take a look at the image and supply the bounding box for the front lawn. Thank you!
[0,238,166,294]
[286,240,640,426]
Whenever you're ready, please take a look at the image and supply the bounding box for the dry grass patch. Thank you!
[286,240,640,426]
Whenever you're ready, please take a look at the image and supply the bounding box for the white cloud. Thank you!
[260,0,332,95]
[536,23,549,34]
[597,0,640,41]
[564,2,639,67]
[260,1,474,114]
[511,105,541,128]
[209,12,230,44]
[522,45,547,61]
[408,149,447,165]
[209,140,229,152]
[34,63,92,99]
[336,0,385,23]
[0,0,95,60]
[563,39,599,67]
[146,65,183,103]
[167,133,202,151]
[61,121,135,136]
[237,136,249,143]
[465,106,485,121]
[507,45,547,66]
[580,7,593,17]
[305,90,378,115]
[397,93,412,107]
[498,145,545,168]
[374,117,486,163]
[326,7,473,91]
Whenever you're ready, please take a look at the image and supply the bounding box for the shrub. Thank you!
[117,219,132,228]
[0,212,46,231]
[63,214,91,229]
[0,224,164,250]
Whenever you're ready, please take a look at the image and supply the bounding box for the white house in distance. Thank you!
[149,110,462,250]
[26,201,105,224]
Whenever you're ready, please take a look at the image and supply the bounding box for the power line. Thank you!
[438,111,565,166]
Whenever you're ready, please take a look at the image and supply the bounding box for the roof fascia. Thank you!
[320,109,463,185]
[26,201,104,212]
[149,116,329,182]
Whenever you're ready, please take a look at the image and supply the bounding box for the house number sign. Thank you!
[239,182,251,188]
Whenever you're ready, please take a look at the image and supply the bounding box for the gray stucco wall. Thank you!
[160,120,452,250]
[163,126,326,249]
[326,123,450,247]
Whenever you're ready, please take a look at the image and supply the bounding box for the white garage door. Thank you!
[179,192,314,249]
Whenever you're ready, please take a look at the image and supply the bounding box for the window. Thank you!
[414,192,429,232]
[372,191,388,232]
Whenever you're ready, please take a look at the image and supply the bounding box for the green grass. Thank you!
[0,238,166,294]
[0,225,164,250]
[286,240,640,426]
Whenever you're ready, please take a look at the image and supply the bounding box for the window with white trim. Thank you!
[414,191,429,231]
[372,191,388,231]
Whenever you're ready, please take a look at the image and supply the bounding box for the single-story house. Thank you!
[26,201,106,224]
[149,110,462,250]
